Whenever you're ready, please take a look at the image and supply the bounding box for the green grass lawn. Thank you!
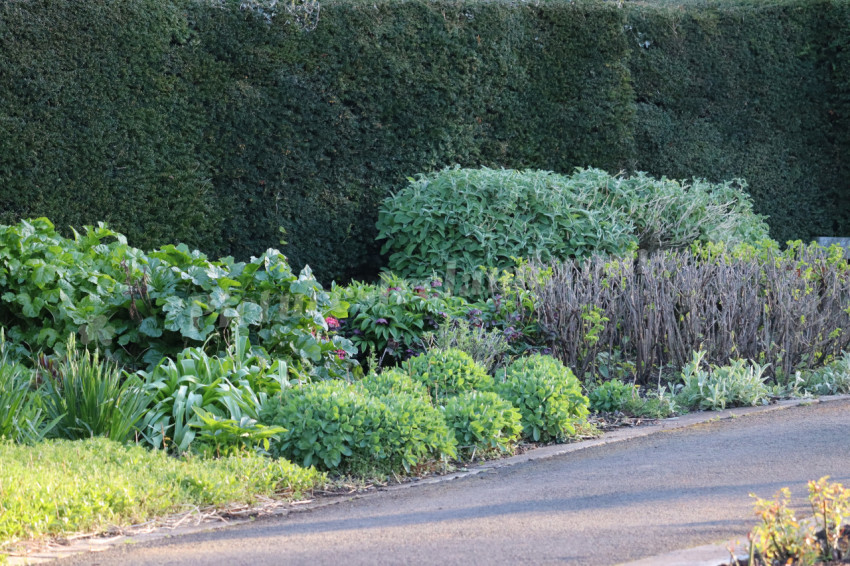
[0,438,324,548]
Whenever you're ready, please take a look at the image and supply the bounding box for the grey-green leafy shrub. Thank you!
[262,381,456,473]
[422,318,510,373]
[358,368,430,400]
[676,350,771,411]
[799,352,850,396]
[498,355,589,442]
[405,348,493,401]
[376,167,633,294]
[442,391,522,459]
[574,168,769,253]
[376,167,768,294]
[587,379,638,414]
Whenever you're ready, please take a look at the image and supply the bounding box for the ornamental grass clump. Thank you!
[405,348,493,401]
[498,355,589,442]
[40,335,149,443]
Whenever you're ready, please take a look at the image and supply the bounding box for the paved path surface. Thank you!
[53,399,850,566]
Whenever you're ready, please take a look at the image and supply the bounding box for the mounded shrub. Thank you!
[358,368,430,401]
[442,390,522,459]
[498,354,589,442]
[587,379,639,415]
[261,380,455,473]
[405,348,494,400]
[376,167,768,294]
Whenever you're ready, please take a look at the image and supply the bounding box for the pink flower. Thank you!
[325,316,340,329]
[334,349,347,360]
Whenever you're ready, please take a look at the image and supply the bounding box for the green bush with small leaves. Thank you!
[676,350,771,411]
[262,380,455,473]
[498,355,589,442]
[442,391,522,459]
[358,368,430,401]
[588,379,638,414]
[405,348,493,401]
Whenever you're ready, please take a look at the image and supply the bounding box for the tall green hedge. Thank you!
[0,0,848,281]
[626,0,848,245]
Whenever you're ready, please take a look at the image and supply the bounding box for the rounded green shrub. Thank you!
[587,379,638,414]
[498,354,589,442]
[442,391,522,459]
[261,380,455,473]
[358,368,430,400]
[406,348,494,400]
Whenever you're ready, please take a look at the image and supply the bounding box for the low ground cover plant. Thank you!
[0,437,322,548]
[442,391,522,459]
[261,380,456,473]
[675,351,771,411]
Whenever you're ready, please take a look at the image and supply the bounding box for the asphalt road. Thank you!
[55,399,850,566]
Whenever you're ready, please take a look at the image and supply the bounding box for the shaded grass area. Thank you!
[0,438,324,548]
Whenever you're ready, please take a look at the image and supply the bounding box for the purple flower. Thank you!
[353,329,363,335]
[431,279,442,288]
[375,318,389,325]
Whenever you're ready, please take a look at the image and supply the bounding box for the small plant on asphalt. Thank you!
[676,350,771,411]
[740,477,850,565]
[497,354,589,442]
[442,391,523,460]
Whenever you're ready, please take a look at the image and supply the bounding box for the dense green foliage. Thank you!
[405,348,494,400]
[41,336,149,443]
[0,0,846,282]
[0,438,323,545]
[498,354,589,442]
[0,218,353,374]
[587,379,639,414]
[332,274,468,367]
[627,0,849,245]
[377,167,768,289]
[261,380,456,472]
[0,0,633,282]
[357,368,431,400]
[442,390,522,458]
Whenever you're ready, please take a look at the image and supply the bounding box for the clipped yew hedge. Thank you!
[0,0,848,281]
